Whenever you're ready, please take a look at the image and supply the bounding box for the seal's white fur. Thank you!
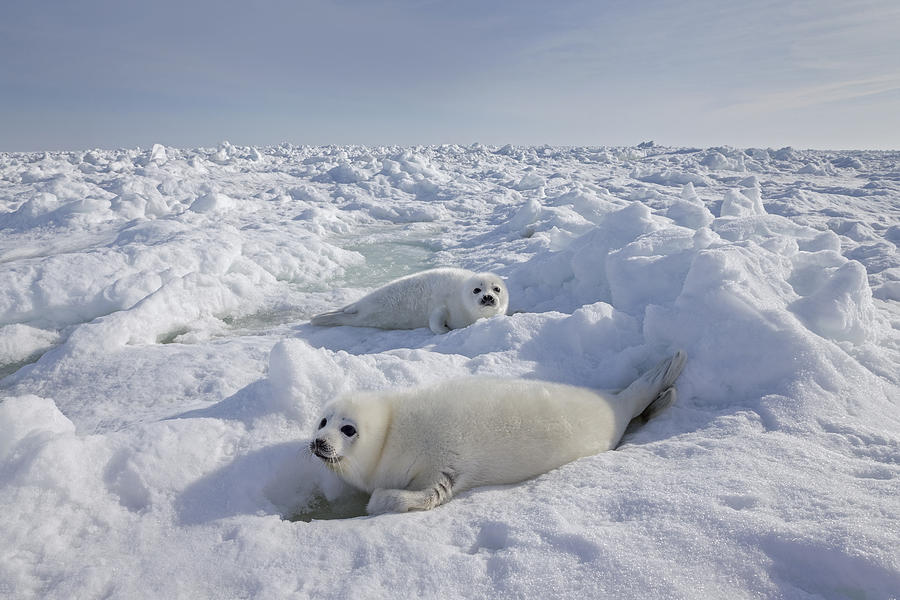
[310,267,508,334]
[310,350,687,514]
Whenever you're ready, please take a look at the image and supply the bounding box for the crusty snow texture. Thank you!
[1,142,898,599]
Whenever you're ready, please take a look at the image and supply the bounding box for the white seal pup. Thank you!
[310,267,508,334]
[310,350,687,514]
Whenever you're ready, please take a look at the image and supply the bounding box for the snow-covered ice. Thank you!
[1,143,898,599]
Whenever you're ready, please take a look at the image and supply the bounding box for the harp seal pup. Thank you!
[310,267,508,334]
[310,350,687,514]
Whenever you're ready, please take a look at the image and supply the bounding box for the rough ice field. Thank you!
[1,142,898,599]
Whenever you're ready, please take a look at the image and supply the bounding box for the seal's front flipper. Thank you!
[428,306,451,334]
[366,471,456,514]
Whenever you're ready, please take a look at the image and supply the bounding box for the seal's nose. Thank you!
[481,294,495,306]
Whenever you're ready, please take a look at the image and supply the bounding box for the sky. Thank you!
[1,0,898,151]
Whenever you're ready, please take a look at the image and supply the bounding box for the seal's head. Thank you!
[462,272,509,319]
[309,393,392,490]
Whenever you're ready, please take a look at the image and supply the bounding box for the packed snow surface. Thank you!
[1,142,899,599]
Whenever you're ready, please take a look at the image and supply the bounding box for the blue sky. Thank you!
[1,0,898,151]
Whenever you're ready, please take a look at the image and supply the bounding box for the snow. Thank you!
[1,143,898,599]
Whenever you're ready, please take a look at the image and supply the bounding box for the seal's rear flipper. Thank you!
[615,350,687,420]
[310,306,358,327]
[635,387,676,424]
[661,350,687,390]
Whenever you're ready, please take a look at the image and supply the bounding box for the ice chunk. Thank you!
[667,183,714,229]
[720,186,765,218]
[789,260,877,344]
[0,395,74,462]
[149,144,167,165]
[189,192,235,213]
[514,172,546,191]
[606,227,698,310]
[326,164,366,184]
[0,324,59,369]
[506,198,542,233]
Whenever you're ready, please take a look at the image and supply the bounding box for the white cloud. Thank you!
[715,74,900,116]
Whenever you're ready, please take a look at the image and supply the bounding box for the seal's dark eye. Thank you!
[493,286,501,293]
[340,425,357,437]
[473,288,481,294]
[318,418,327,429]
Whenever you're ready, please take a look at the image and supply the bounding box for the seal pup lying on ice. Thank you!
[310,267,508,334]
[310,350,687,514]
